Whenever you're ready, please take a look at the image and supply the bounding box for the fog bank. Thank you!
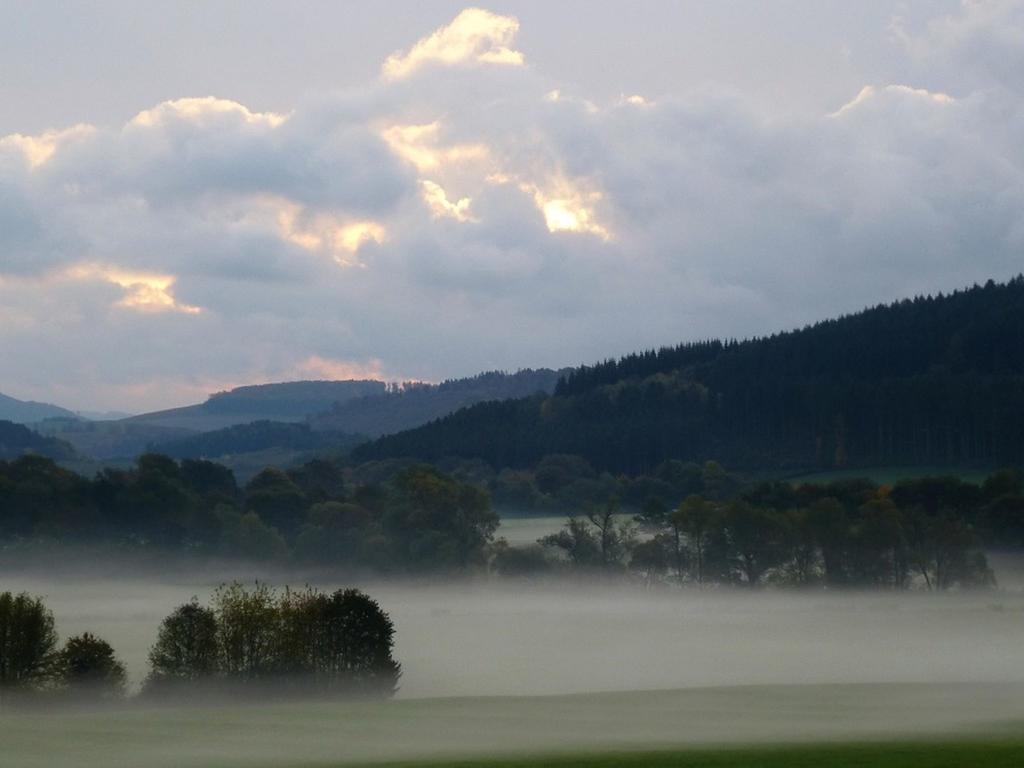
[1,555,1022,698]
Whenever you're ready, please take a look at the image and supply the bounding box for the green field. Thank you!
[360,741,1024,768]
[354,740,1024,768]
[3,683,1023,768]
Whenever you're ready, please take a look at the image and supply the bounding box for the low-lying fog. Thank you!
[2,551,1023,698]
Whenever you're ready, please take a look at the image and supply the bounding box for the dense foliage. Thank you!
[145,585,400,698]
[0,586,399,706]
[0,420,76,461]
[0,454,498,572]
[0,592,126,704]
[153,420,366,460]
[515,471,1019,591]
[355,278,1024,473]
[0,592,58,693]
[55,633,127,699]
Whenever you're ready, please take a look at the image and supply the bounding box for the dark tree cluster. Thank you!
[0,454,498,572]
[0,420,76,461]
[354,277,1024,473]
[0,585,400,708]
[526,473,1015,590]
[0,591,126,706]
[145,585,400,698]
[482,455,736,515]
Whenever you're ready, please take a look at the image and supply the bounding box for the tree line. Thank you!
[354,277,1024,473]
[0,454,497,572]
[2,449,1021,581]
[0,584,399,707]
[499,470,1021,590]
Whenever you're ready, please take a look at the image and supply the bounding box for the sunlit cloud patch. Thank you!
[382,8,525,80]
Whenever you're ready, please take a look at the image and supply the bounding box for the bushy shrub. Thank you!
[54,632,126,700]
[145,584,400,699]
[0,592,58,696]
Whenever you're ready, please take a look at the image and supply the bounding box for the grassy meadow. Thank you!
[2,682,1023,768]
[355,740,1024,768]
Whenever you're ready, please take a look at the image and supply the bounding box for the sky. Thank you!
[1,1,1022,412]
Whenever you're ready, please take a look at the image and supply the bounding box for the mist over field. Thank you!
[2,551,1024,767]
[2,552,1023,699]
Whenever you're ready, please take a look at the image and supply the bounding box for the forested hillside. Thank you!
[0,420,77,461]
[154,420,366,459]
[354,278,1024,473]
[123,380,387,432]
[311,369,566,437]
[39,380,388,459]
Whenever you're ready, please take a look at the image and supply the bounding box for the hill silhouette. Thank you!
[0,392,77,424]
[311,369,566,437]
[354,277,1024,473]
[0,420,77,461]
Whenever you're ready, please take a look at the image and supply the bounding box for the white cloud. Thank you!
[0,124,95,169]
[421,180,474,222]
[829,84,955,117]
[65,263,202,314]
[893,0,1024,93]
[382,8,524,80]
[380,121,489,172]
[128,97,289,130]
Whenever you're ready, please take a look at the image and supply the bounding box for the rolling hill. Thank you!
[37,380,387,459]
[0,420,77,461]
[124,379,387,432]
[353,277,1024,474]
[0,392,77,424]
[310,369,567,437]
[40,374,566,461]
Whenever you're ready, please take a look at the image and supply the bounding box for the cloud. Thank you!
[380,121,489,172]
[514,175,611,240]
[267,196,386,267]
[128,97,289,130]
[296,355,389,381]
[0,124,95,169]
[65,264,202,314]
[1,5,1024,411]
[893,0,1024,93]
[828,84,955,117]
[421,180,474,222]
[382,8,524,80]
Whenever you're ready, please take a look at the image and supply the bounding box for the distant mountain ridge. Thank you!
[35,380,385,460]
[124,379,387,432]
[354,277,1024,473]
[310,369,569,437]
[33,372,567,461]
[0,392,77,424]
